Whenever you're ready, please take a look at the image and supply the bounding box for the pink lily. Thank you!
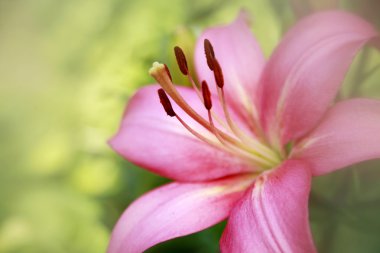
[108,11,380,253]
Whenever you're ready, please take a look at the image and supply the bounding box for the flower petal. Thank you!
[294,99,380,176]
[220,160,316,253]
[109,85,256,182]
[107,175,255,253]
[194,12,265,117]
[257,11,378,144]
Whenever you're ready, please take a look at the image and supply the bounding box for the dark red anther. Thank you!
[174,46,189,75]
[212,58,224,88]
[164,64,172,82]
[204,39,215,70]
[201,80,212,110]
[157,88,176,117]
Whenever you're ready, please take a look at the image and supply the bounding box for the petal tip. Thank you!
[107,134,117,149]
[108,132,124,155]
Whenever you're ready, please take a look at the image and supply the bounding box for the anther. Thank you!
[157,88,176,117]
[164,64,172,82]
[201,80,212,110]
[174,46,189,75]
[212,58,224,88]
[204,39,215,70]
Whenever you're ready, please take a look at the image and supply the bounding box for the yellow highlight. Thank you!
[28,134,71,175]
[71,159,120,196]
[195,175,257,198]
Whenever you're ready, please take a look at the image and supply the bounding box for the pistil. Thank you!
[158,88,273,167]
[149,41,282,169]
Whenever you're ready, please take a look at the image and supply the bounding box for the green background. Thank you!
[1,0,380,252]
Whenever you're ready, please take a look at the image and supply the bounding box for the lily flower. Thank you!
[108,11,380,253]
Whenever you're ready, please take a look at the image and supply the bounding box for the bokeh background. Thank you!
[1,0,380,252]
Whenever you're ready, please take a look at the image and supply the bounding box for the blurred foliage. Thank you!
[0,0,380,252]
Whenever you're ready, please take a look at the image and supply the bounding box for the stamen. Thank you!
[212,58,224,88]
[172,45,236,132]
[204,39,215,70]
[208,56,243,141]
[207,107,228,146]
[157,89,176,117]
[203,41,281,166]
[157,87,237,157]
[174,46,189,75]
[176,112,269,167]
[156,88,264,166]
[175,114,218,147]
[201,81,212,110]
[164,64,172,82]
[200,84,276,166]
[169,53,227,130]
[150,63,209,128]
[216,87,280,164]
[203,40,263,140]
[149,62,238,144]
[173,46,204,102]
[207,108,274,167]
[217,87,242,137]
[186,69,203,100]
[150,62,280,169]
[208,55,281,165]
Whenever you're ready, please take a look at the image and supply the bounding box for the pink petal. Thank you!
[109,85,256,182]
[107,175,255,253]
[257,11,378,144]
[194,12,265,116]
[293,99,380,176]
[220,160,316,253]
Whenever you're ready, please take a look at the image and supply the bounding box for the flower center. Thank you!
[149,40,283,171]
